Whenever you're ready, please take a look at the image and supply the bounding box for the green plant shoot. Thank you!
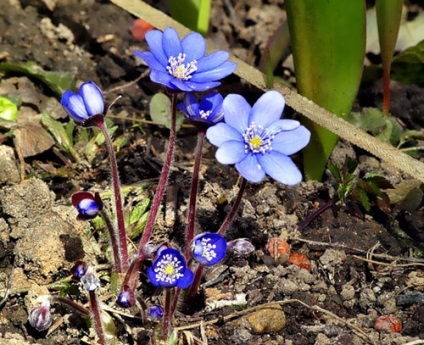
[376,0,403,114]
[285,0,366,181]
[169,0,211,36]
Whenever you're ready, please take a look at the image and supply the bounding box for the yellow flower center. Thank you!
[164,264,175,275]
[249,136,262,150]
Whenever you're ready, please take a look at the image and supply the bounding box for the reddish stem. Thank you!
[98,120,129,273]
[184,130,205,259]
[217,177,247,236]
[162,289,173,340]
[382,65,391,115]
[137,93,178,255]
[88,291,106,345]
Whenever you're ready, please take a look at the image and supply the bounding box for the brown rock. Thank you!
[246,304,286,334]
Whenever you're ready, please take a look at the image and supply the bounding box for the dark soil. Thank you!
[0,0,423,344]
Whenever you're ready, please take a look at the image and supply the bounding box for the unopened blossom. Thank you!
[178,92,224,128]
[135,27,236,92]
[61,81,104,124]
[28,299,52,332]
[206,91,311,185]
[71,191,103,220]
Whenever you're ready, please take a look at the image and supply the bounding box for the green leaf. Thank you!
[129,198,150,224]
[391,40,424,86]
[149,93,184,131]
[0,96,18,122]
[328,163,341,183]
[356,187,371,212]
[169,0,210,36]
[0,61,75,97]
[41,111,80,161]
[285,0,366,181]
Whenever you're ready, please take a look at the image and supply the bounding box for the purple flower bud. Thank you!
[227,238,255,255]
[71,191,103,220]
[70,260,88,280]
[148,305,164,320]
[28,300,52,332]
[116,285,135,308]
[81,266,100,292]
[61,81,105,125]
[178,92,224,130]
[192,233,227,266]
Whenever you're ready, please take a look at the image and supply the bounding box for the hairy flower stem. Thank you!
[98,120,128,273]
[162,289,173,340]
[297,196,340,231]
[121,94,178,292]
[217,177,247,236]
[100,209,123,275]
[184,264,204,303]
[88,290,106,345]
[137,93,178,255]
[184,130,205,260]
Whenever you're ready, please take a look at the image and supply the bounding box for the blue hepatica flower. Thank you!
[147,248,194,288]
[178,92,224,128]
[206,91,311,185]
[71,191,103,221]
[61,81,104,124]
[192,233,227,266]
[135,27,236,92]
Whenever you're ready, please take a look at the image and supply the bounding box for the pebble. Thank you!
[0,145,20,184]
[359,288,376,309]
[246,305,286,334]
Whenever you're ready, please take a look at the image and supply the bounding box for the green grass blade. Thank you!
[169,0,210,36]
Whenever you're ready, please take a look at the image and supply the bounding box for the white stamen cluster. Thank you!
[154,253,184,284]
[166,53,198,80]
[199,109,212,119]
[201,237,218,262]
[242,123,274,154]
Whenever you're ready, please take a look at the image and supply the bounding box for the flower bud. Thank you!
[28,300,52,332]
[227,238,255,255]
[148,305,164,320]
[70,260,87,280]
[116,285,135,308]
[81,266,100,292]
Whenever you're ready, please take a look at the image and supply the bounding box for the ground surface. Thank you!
[0,0,424,344]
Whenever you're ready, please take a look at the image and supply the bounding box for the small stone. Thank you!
[0,145,19,184]
[246,304,286,334]
[340,284,355,301]
[359,288,376,309]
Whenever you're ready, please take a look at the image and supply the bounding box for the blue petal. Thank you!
[249,91,285,128]
[207,123,243,147]
[168,78,194,92]
[61,92,89,122]
[267,119,300,133]
[181,32,206,61]
[179,80,221,92]
[272,125,311,155]
[193,233,227,266]
[162,27,182,58]
[257,151,302,185]
[181,92,199,118]
[176,268,194,289]
[190,61,237,82]
[134,51,167,72]
[235,153,266,183]
[145,30,168,66]
[201,92,224,123]
[147,267,159,287]
[223,94,250,134]
[79,82,104,116]
[196,51,231,72]
[216,140,246,164]
[150,70,175,89]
